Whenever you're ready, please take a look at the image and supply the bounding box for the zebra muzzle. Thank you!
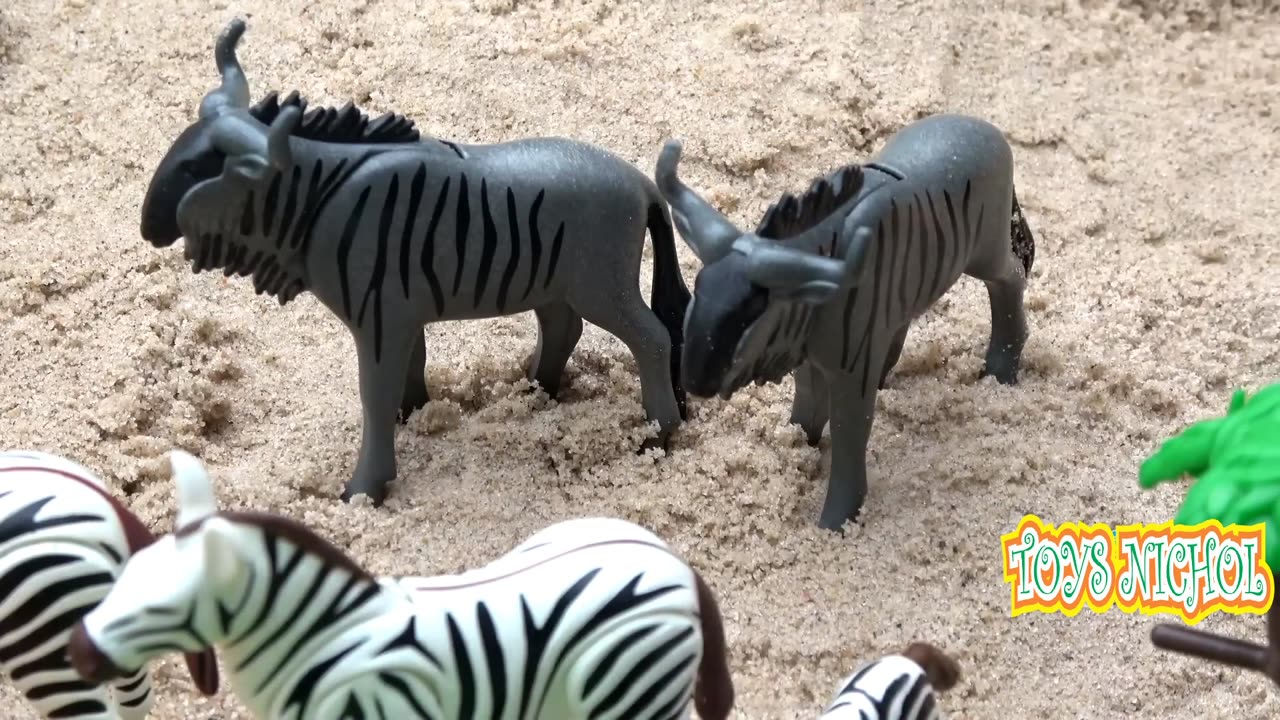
[67,622,126,684]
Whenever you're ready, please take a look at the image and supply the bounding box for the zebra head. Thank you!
[140,18,301,268]
[654,140,871,398]
[68,451,244,685]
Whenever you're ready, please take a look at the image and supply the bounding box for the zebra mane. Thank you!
[754,164,865,240]
[248,90,421,145]
[219,510,376,581]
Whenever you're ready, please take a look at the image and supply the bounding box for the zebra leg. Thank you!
[878,324,910,390]
[573,292,682,451]
[973,264,1028,385]
[788,361,829,446]
[112,667,154,720]
[528,301,584,399]
[341,327,416,505]
[818,374,880,531]
[399,328,429,423]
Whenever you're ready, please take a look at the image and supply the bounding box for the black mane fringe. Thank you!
[755,164,865,240]
[248,90,421,145]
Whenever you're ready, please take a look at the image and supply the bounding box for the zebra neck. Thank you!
[213,552,399,713]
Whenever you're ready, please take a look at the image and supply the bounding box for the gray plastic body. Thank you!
[656,113,1036,531]
[140,20,690,504]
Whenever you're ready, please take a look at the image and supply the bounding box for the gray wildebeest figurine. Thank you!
[139,18,691,505]
[654,113,1036,531]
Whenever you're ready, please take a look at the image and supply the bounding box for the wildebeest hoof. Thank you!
[340,482,387,507]
[638,433,671,456]
[979,362,1020,385]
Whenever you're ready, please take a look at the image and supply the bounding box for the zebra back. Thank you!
[819,649,957,720]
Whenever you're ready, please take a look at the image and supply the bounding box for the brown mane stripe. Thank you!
[0,466,155,553]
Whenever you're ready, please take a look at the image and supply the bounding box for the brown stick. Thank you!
[1149,600,1280,683]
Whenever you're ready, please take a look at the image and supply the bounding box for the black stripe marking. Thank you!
[262,171,282,237]
[899,195,915,317]
[276,165,303,248]
[912,195,929,310]
[926,191,947,302]
[447,613,476,720]
[886,200,901,328]
[0,603,97,663]
[496,187,522,313]
[239,189,256,236]
[420,173,450,314]
[857,227,887,390]
[839,278,859,369]
[592,627,696,717]
[0,571,113,636]
[961,179,973,269]
[452,173,471,296]
[583,623,660,698]
[336,186,373,322]
[518,569,601,718]
[543,222,565,290]
[616,651,697,718]
[943,189,961,278]
[47,700,108,718]
[400,164,427,298]
[358,174,397,362]
[476,602,508,718]
[521,190,545,302]
[281,639,362,718]
[475,179,498,309]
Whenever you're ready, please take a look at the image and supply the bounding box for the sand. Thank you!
[1,0,1278,717]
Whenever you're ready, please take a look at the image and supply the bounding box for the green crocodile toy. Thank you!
[1142,382,1280,684]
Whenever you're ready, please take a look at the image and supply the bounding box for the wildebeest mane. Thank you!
[248,90,421,145]
[755,164,865,240]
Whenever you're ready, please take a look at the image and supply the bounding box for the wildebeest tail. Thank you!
[692,567,734,720]
[902,641,961,691]
[1010,186,1035,277]
[647,201,692,418]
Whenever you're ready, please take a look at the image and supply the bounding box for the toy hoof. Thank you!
[638,433,671,456]
[339,483,388,507]
[978,363,1020,385]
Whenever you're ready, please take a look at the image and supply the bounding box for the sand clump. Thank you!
[1,0,1279,718]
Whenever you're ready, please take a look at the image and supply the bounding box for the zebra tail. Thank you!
[1010,186,1035,278]
[902,642,961,691]
[646,201,693,418]
[692,567,734,720]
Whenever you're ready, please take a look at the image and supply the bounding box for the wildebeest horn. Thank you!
[744,226,873,293]
[199,18,251,119]
[654,140,742,263]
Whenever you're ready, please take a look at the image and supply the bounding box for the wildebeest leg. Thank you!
[819,373,879,532]
[789,361,829,447]
[970,261,1028,385]
[528,301,584,399]
[399,328,429,423]
[574,292,682,452]
[879,324,910,390]
[341,327,414,506]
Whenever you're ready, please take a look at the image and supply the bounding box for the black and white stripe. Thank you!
[0,451,155,720]
[82,499,723,720]
[818,654,946,720]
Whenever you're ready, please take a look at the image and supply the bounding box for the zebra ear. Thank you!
[200,517,242,588]
[172,450,219,529]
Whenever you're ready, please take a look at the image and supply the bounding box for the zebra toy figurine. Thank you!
[0,450,219,720]
[654,114,1036,530]
[139,18,691,506]
[818,642,960,719]
[68,451,735,720]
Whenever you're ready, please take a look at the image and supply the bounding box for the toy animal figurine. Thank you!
[817,642,959,719]
[140,18,691,506]
[653,113,1036,530]
[0,450,219,720]
[68,451,734,720]
[1140,383,1280,683]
